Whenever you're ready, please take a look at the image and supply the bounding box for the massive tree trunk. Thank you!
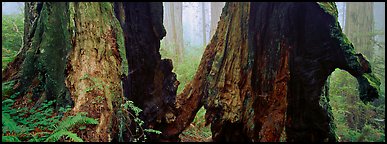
[3,1,177,142]
[2,2,381,142]
[13,2,74,110]
[2,2,132,142]
[65,2,126,141]
[2,2,42,82]
[113,2,179,141]
[160,2,380,142]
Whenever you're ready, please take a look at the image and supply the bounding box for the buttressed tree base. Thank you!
[160,2,380,142]
[2,2,380,142]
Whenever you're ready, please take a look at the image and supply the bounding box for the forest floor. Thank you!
[178,107,212,142]
[160,46,212,142]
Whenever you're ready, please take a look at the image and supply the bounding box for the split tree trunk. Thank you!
[2,2,381,142]
[160,2,380,142]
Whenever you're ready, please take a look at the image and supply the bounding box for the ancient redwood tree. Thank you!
[159,2,380,142]
[2,2,177,142]
[2,2,381,142]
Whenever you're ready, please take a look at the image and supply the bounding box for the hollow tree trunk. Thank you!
[161,2,380,142]
[113,2,180,141]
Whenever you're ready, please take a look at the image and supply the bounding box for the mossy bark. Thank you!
[162,2,380,142]
[2,2,43,82]
[2,2,128,142]
[12,2,73,110]
[64,2,126,141]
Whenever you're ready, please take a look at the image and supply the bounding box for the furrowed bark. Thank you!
[65,2,125,141]
[2,2,380,142]
[162,2,380,142]
[11,2,73,110]
[3,2,128,142]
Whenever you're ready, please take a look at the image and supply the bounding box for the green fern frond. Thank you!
[44,130,83,142]
[2,99,14,105]
[2,135,21,142]
[2,113,23,134]
[144,129,162,134]
[54,113,98,132]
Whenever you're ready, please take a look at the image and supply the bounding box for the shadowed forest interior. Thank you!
[2,2,385,142]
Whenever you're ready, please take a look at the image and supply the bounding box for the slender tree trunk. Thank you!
[210,2,224,39]
[345,2,374,59]
[162,2,183,63]
[174,2,184,63]
[161,2,380,142]
[202,2,207,46]
[169,2,175,52]
[161,2,171,51]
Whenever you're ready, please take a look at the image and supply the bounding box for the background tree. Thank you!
[201,2,207,47]
[210,2,224,38]
[162,2,184,63]
[345,2,374,58]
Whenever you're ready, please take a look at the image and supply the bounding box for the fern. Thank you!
[144,129,162,134]
[45,130,83,142]
[119,99,162,142]
[1,97,96,142]
[2,113,23,134]
[54,113,99,132]
[2,135,21,142]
